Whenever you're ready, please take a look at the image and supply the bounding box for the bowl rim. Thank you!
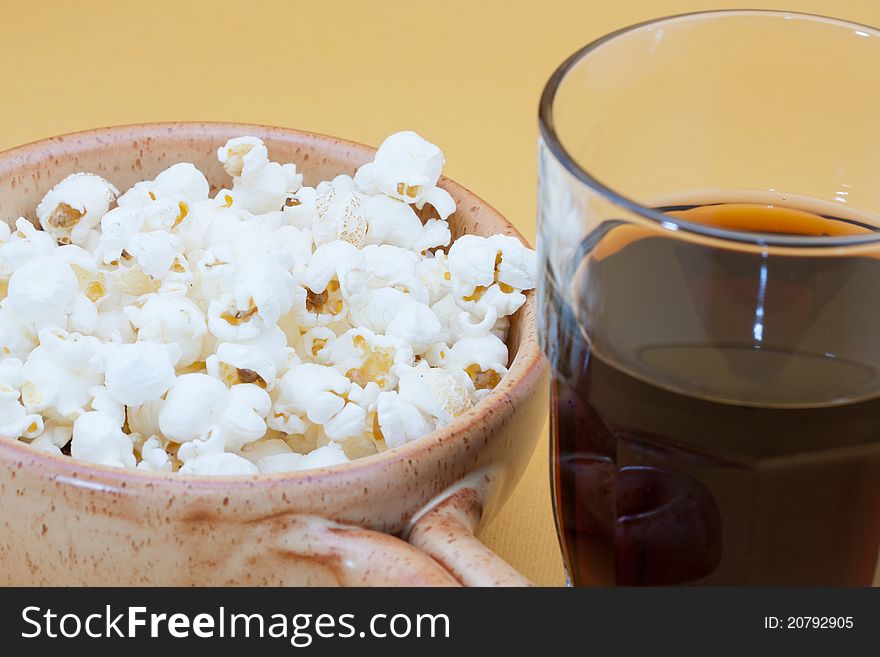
[0,121,546,489]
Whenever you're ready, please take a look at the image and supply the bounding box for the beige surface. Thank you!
[1,0,878,586]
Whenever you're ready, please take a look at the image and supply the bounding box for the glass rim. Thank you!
[538,9,880,249]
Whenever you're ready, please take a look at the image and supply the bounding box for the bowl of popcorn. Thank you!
[0,123,547,586]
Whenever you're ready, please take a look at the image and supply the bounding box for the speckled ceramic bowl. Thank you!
[0,123,548,586]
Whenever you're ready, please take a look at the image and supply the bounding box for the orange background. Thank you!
[2,0,878,585]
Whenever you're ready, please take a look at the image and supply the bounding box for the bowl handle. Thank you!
[266,513,462,586]
[265,485,532,586]
[406,485,533,587]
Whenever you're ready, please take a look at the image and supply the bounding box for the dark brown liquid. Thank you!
[543,201,880,586]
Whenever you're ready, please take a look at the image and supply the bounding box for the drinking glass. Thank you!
[538,10,880,586]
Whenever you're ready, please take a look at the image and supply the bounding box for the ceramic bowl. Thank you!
[0,123,548,586]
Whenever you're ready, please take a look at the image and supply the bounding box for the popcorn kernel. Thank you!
[172,201,189,228]
[220,299,259,325]
[396,182,422,199]
[85,280,107,303]
[464,285,487,302]
[346,340,395,388]
[465,364,502,390]
[218,361,267,388]
[46,203,84,234]
[305,278,344,316]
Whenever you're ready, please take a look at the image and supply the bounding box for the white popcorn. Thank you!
[395,360,473,425]
[214,383,271,451]
[266,410,306,436]
[21,329,102,422]
[295,326,336,363]
[385,299,444,354]
[0,308,36,360]
[33,420,72,449]
[207,341,277,390]
[274,362,350,428]
[346,287,411,334]
[200,207,247,250]
[89,384,125,426]
[423,342,450,367]
[0,398,43,440]
[0,219,58,279]
[158,373,228,442]
[99,206,143,263]
[127,398,163,439]
[376,390,434,449]
[158,372,269,451]
[354,131,456,220]
[92,309,137,344]
[5,255,83,330]
[71,411,136,469]
[178,429,259,476]
[363,195,424,250]
[0,356,24,398]
[217,136,268,179]
[206,259,296,341]
[289,240,367,327]
[217,137,302,214]
[36,173,118,245]
[447,234,536,321]
[415,218,452,253]
[323,401,367,440]
[318,327,413,391]
[448,334,508,373]
[300,442,350,469]
[207,291,275,343]
[159,256,196,291]
[181,451,259,475]
[55,244,109,305]
[28,432,63,456]
[136,436,172,472]
[150,163,210,203]
[348,380,381,410]
[447,234,498,295]
[361,244,429,303]
[5,131,534,476]
[447,334,509,401]
[256,452,303,473]
[238,437,293,465]
[126,230,183,279]
[94,341,180,406]
[173,199,219,252]
[416,251,451,305]
[117,163,209,208]
[103,262,161,303]
[229,325,294,377]
[300,240,366,302]
[281,186,318,230]
[257,442,350,473]
[313,176,368,248]
[201,209,300,273]
[124,290,206,367]
[276,225,313,270]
